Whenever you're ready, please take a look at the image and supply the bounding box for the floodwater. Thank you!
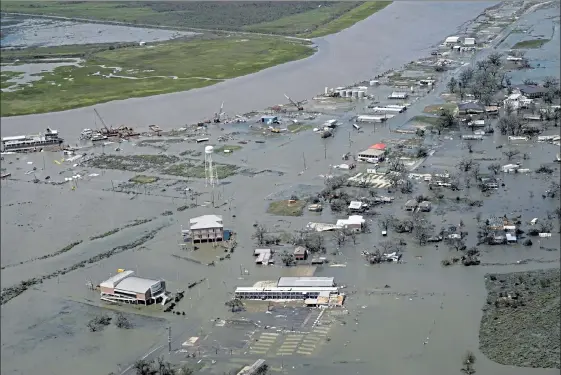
[0,16,195,48]
[0,1,498,139]
[1,2,560,375]
[1,58,83,90]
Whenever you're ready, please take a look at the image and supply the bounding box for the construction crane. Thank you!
[284,93,307,111]
[213,101,224,123]
[94,108,111,134]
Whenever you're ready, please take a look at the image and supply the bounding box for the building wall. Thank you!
[192,227,224,243]
[100,286,114,295]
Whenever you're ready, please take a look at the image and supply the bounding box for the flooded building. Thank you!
[99,270,167,305]
[405,199,418,211]
[234,277,340,301]
[254,248,273,265]
[294,246,308,261]
[189,214,224,244]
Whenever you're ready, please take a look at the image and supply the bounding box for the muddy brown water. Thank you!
[1,2,560,375]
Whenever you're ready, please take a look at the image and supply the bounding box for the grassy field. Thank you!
[267,200,307,216]
[423,103,458,115]
[0,37,314,116]
[1,71,23,89]
[512,38,550,49]
[129,175,159,184]
[301,2,392,38]
[0,1,389,36]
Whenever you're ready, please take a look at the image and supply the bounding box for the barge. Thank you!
[2,128,63,152]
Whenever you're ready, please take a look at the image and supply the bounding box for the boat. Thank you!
[91,132,108,142]
[1,128,63,152]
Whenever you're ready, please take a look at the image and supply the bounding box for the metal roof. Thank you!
[189,214,223,230]
[277,277,335,288]
[358,148,385,157]
[100,270,134,288]
[115,276,160,294]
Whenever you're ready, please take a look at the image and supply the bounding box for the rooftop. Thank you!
[99,270,134,288]
[115,276,161,294]
[358,148,385,157]
[277,277,335,288]
[189,214,223,230]
[294,246,307,255]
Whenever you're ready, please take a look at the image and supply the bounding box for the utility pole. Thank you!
[168,326,172,354]
[324,142,327,159]
[111,180,115,192]
[302,152,306,170]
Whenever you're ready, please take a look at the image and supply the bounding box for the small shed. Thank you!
[294,246,308,261]
[348,201,365,211]
[419,201,431,212]
[463,37,476,45]
[405,199,418,211]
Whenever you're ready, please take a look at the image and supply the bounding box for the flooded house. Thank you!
[254,248,273,265]
[189,214,224,244]
[458,101,485,115]
[515,84,548,99]
[419,200,432,212]
[405,199,418,211]
[294,246,308,261]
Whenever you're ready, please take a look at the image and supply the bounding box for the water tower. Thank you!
[204,145,218,188]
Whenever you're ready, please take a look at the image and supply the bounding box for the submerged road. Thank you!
[0,1,496,139]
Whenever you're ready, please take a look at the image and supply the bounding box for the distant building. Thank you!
[463,37,476,45]
[293,246,308,261]
[419,201,432,212]
[388,92,408,100]
[405,199,418,211]
[445,36,460,45]
[189,214,224,244]
[504,93,532,110]
[348,200,367,212]
[234,277,341,302]
[515,85,548,99]
[458,101,485,114]
[254,249,273,265]
[357,148,385,161]
[99,270,166,305]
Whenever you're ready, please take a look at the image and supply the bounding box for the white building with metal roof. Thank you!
[189,214,224,244]
[277,277,335,288]
[99,270,167,305]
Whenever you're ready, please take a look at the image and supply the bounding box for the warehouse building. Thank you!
[99,270,167,305]
[234,277,341,302]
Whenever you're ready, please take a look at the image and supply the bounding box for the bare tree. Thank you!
[378,215,394,232]
[502,149,520,161]
[487,163,501,175]
[413,218,434,245]
[447,237,466,252]
[344,228,358,245]
[400,179,413,194]
[447,77,458,93]
[461,350,477,375]
[252,223,268,245]
[332,230,347,247]
[388,159,405,172]
[387,172,403,189]
[376,240,396,254]
[459,67,474,88]
[457,158,477,173]
[438,108,457,133]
